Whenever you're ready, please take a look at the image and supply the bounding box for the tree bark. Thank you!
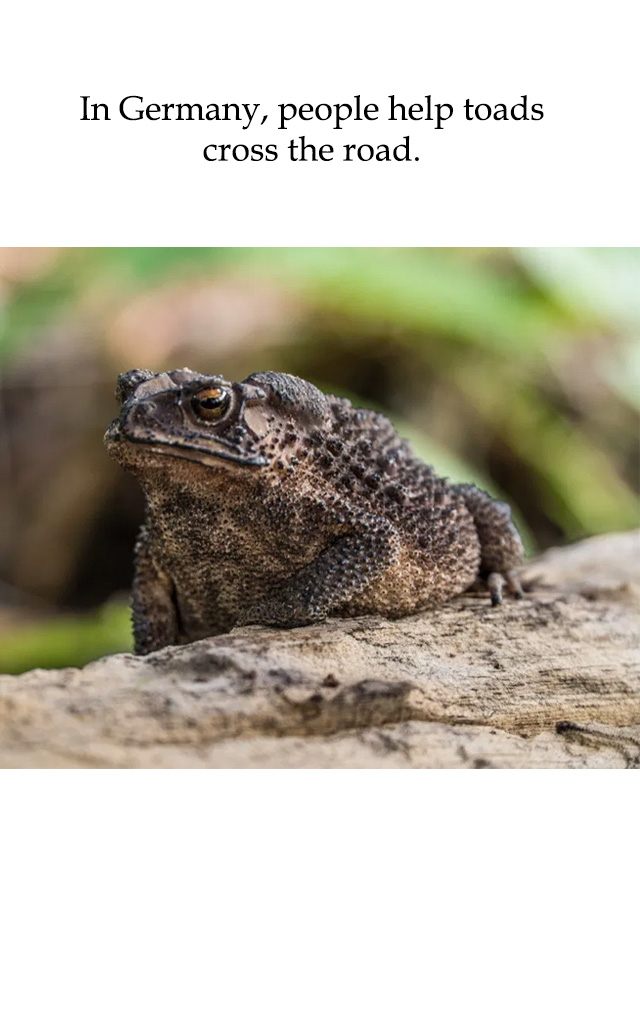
[0,531,638,768]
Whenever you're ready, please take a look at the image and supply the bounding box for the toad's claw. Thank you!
[487,570,524,606]
[487,572,504,606]
[505,569,524,599]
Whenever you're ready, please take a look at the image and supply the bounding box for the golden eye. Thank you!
[193,387,230,420]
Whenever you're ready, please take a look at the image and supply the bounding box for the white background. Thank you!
[1,3,637,1013]
[1,0,638,245]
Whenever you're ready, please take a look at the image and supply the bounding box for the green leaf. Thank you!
[514,247,640,331]
[235,247,569,354]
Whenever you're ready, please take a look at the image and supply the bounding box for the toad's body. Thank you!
[105,369,524,654]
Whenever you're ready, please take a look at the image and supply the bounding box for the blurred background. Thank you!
[0,246,638,673]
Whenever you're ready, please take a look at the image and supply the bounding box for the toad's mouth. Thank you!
[142,439,269,468]
[105,420,269,469]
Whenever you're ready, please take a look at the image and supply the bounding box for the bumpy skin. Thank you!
[105,369,524,654]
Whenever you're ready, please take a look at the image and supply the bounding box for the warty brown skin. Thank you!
[105,368,524,654]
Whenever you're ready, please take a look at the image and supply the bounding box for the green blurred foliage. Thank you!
[0,602,132,674]
[0,246,637,674]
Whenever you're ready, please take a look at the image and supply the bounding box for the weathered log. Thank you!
[0,531,638,768]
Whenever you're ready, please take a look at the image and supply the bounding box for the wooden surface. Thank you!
[0,531,638,768]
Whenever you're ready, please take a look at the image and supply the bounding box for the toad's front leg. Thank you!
[237,519,399,628]
[132,526,179,654]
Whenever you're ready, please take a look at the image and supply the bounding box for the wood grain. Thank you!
[1,531,638,767]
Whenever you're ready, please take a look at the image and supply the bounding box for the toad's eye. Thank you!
[193,387,230,420]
